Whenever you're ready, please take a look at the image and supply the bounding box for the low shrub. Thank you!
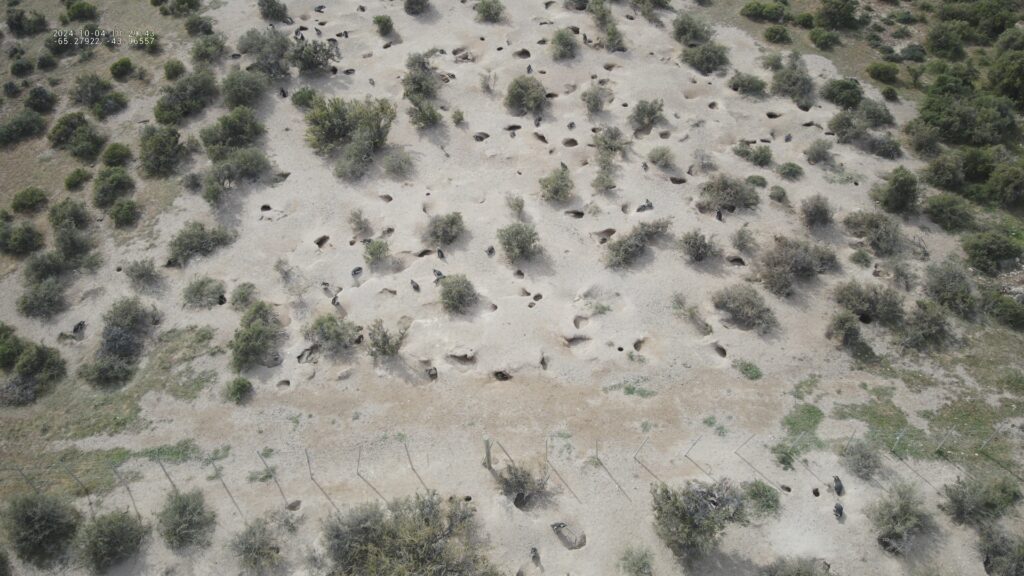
[962,231,1022,276]
[200,106,265,161]
[769,186,787,203]
[497,222,541,261]
[77,511,147,574]
[66,1,98,21]
[651,480,746,560]
[764,25,791,44]
[901,300,951,351]
[426,212,464,245]
[648,146,675,169]
[800,194,833,228]
[810,27,840,50]
[183,276,225,309]
[605,219,670,268]
[191,33,227,64]
[168,221,234,266]
[225,376,253,404]
[64,168,92,191]
[48,112,106,161]
[184,14,214,35]
[222,69,267,108]
[139,125,187,178]
[229,301,280,371]
[540,164,574,202]
[440,275,478,313]
[230,518,281,572]
[92,167,135,209]
[407,99,442,129]
[202,147,271,203]
[2,493,80,568]
[101,142,132,166]
[868,482,928,554]
[495,462,548,507]
[363,239,390,267]
[672,13,712,45]
[164,59,186,80]
[0,217,44,257]
[924,259,976,317]
[697,174,758,212]
[866,61,899,84]
[763,558,831,576]
[840,439,881,479]
[771,52,815,109]
[229,283,257,311]
[110,198,141,228]
[872,166,918,214]
[48,199,90,230]
[257,0,288,21]
[304,315,359,355]
[154,70,218,125]
[10,58,34,77]
[821,78,863,109]
[6,9,48,37]
[238,28,291,78]
[505,75,547,115]
[776,162,803,181]
[17,277,68,320]
[288,40,338,74]
[110,58,134,81]
[619,547,653,576]
[843,211,903,256]
[0,110,47,147]
[11,187,47,215]
[833,280,904,326]
[475,0,504,22]
[680,230,719,262]
[373,15,393,36]
[728,72,766,96]
[79,298,159,387]
[124,258,160,289]
[367,319,405,358]
[0,322,66,406]
[629,99,664,132]
[291,86,318,109]
[305,97,395,179]
[743,479,780,516]
[25,87,57,114]
[978,528,1024,576]
[941,477,1020,526]
[923,194,973,231]
[581,84,610,114]
[760,237,837,296]
[712,284,777,333]
[552,28,578,60]
[682,42,729,75]
[157,490,216,550]
[405,0,430,15]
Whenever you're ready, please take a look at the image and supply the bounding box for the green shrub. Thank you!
[407,99,442,129]
[322,491,497,573]
[672,13,712,45]
[257,0,288,21]
[373,15,393,35]
[619,547,653,576]
[154,70,218,125]
[163,60,185,81]
[440,275,478,313]
[712,284,777,333]
[230,301,280,371]
[200,106,265,161]
[866,61,899,84]
[230,518,281,572]
[697,174,758,212]
[881,86,898,102]
[925,259,976,317]
[680,230,719,262]
[733,143,772,166]
[191,33,226,64]
[304,315,359,355]
[978,528,1024,576]
[821,78,863,109]
[743,479,780,516]
[827,310,865,349]
[11,187,47,215]
[64,168,92,191]
[777,162,803,181]
[815,0,859,30]
[581,84,610,115]
[539,164,574,202]
[288,40,338,74]
[683,42,729,75]
[2,493,80,568]
[651,480,746,560]
[169,221,234,266]
[630,99,664,132]
[183,276,225,309]
[48,112,106,161]
[48,198,90,230]
[868,482,928,554]
[941,477,1020,526]
[760,237,837,296]
[0,217,43,257]
[800,194,833,228]
[77,511,147,574]
[733,359,762,379]
[728,72,767,96]
[901,300,951,351]
[304,97,396,178]
[0,110,47,147]
[426,212,464,245]
[810,27,840,50]
[79,298,159,387]
[740,1,788,22]
[0,323,65,406]
[843,211,903,256]
[25,86,57,114]
[229,282,257,311]
[475,0,504,22]
[763,558,831,576]
[66,1,98,21]
[552,28,578,60]
[405,0,430,15]
[124,258,160,289]
[110,198,141,228]
[840,439,881,479]
[201,147,271,204]
[17,277,67,319]
[225,376,253,404]
[110,58,134,81]
[10,57,34,78]
[139,125,186,178]
[290,86,318,109]
[648,146,675,169]
[764,25,791,44]
[606,219,670,268]
[871,166,918,214]
[6,9,48,37]
[497,222,541,261]
[833,280,905,326]
[157,490,216,550]
[962,231,1022,276]
[184,14,214,35]
[222,69,267,109]
[237,28,291,78]
[367,319,405,358]
[92,167,135,209]
[771,52,815,109]
[505,75,547,115]
[363,239,390,266]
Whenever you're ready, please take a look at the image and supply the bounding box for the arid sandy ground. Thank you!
[1,0,1022,574]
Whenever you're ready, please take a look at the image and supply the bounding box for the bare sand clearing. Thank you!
[0,0,1017,574]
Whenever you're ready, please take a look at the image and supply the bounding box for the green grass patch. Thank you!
[732,359,763,380]
[771,403,826,469]
[791,374,819,400]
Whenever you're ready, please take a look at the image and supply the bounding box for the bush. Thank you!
[672,13,712,45]
[304,315,359,355]
[764,25,791,44]
[962,231,1022,276]
[771,52,815,109]
[697,174,758,212]
[843,211,903,256]
[11,187,47,215]
[407,99,442,129]
[92,167,135,209]
[367,319,405,358]
[868,482,928,554]
[77,511,147,574]
[225,376,253,404]
[763,558,831,576]
[322,491,497,573]
[257,0,288,21]
[183,276,225,309]
[291,86,318,109]
[24,87,57,114]
[815,0,858,30]
[680,230,719,262]
[774,162,802,181]
[63,169,91,191]
[200,106,265,161]
[221,69,267,109]
[48,112,106,161]
[66,1,98,21]
[648,146,674,169]
[157,490,216,550]
[139,125,186,178]
[237,28,291,77]
[124,258,160,289]
[440,275,478,313]
[539,164,574,202]
[169,221,234,266]
[475,0,504,22]
[605,219,670,268]
[373,15,393,36]
[426,212,464,245]
[184,14,214,35]
[191,33,226,64]
[363,239,390,267]
[0,218,44,257]
[683,42,729,75]
[231,519,281,572]
[405,0,430,15]
[901,300,951,351]
[202,148,271,204]
[2,493,80,568]
[48,199,90,230]
[17,277,67,319]
[978,528,1024,576]
[110,58,134,81]
[651,480,746,560]
[163,59,186,80]
[154,70,218,125]
[871,166,918,214]
[304,97,396,177]
[229,301,280,371]
[78,298,159,387]
[619,547,653,576]
[925,259,976,317]
[810,27,840,50]
[740,1,788,22]
[760,237,837,296]
[821,78,863,109]
[10,57,34,78]
[552,28,578,60]
[0,323,65,406]
[866,62,899,84]
[743,479,780,517]
[505,75,547,115]
[800,194,833,228]
[230,283,257,311]
[840,439,881,480]
[827,310,865,350]
[630,99,664,132]
[6,9,48,37]
[728,72,766,97]
[288,40,338,74]
[941,477,1020,526]
[712,284,777,333]
[497,222,541,261]
[581,84,610,114]
[110,198,141,228]
[0,110,47,147]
